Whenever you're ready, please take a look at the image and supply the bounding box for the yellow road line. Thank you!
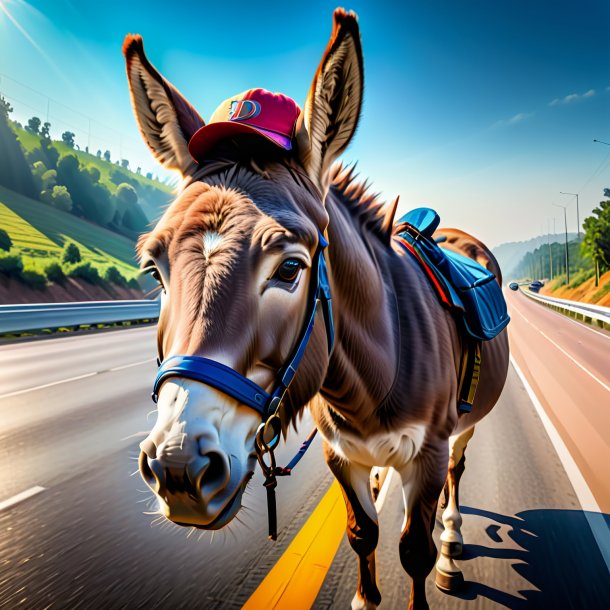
[242,480,346,610]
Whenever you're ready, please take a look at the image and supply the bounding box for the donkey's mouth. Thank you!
[169,471,253,531]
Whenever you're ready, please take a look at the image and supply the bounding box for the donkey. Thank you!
[125,9,509,609]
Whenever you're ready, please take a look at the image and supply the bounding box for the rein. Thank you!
[151,232,334,540]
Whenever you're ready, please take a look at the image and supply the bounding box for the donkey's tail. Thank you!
[434,228,503,285]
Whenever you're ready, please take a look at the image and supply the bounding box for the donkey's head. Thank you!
[125,9,363,529]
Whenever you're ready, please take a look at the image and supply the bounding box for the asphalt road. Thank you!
[0,311,608,609]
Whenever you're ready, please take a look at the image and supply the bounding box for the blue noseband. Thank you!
[152,232,334,420]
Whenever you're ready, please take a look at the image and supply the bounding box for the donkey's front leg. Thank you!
[324,442,381,610]
[397,444,447,610]
[439,426,475,558]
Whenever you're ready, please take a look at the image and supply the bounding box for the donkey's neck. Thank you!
[320,194,399,428]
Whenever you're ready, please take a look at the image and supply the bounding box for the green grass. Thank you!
[0,184,141,280]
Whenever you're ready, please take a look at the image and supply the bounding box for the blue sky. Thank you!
[0,0,608,246]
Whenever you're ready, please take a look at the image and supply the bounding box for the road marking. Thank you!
[510,355,610,572]
[0,372,97,400]
[0,486,46,511]
[109,358,155,372]
[0,358,155,400]
[243,466,395,609]
[511,301,610,393]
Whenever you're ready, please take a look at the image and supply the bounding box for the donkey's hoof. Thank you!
[351,592,378,610]
[435,560,464,593]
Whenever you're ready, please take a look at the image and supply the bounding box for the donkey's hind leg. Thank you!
[439,426,475,557]
[324,442,381,610]
[397,444,447,610]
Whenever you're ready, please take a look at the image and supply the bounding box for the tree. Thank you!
[0,96,13,119]
[41,185,72,212]
[62,131,75,148]
[26,116,41,134]
[0,228,12,252]
[582,199,610,286]
[0,106,37,198]
[146,172,153,180]
[121,158,130,169]
[62,242,81,264]
[96,150,102,158]
[40,122,51,139]
[103,150,111,162]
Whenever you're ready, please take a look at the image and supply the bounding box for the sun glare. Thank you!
[0,0,45,55]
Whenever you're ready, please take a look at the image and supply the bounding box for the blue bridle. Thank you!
[152,231,334,420]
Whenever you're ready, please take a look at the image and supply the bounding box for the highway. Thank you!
[1,295,609,609]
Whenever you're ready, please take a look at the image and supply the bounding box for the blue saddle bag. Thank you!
[397,208,509,341]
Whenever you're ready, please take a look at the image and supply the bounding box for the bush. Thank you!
[62,242,81,264]
[127,278,141,290]
[0,254,24,278]
[104,265,128,287]
[21,269,47,290]
[68,262,102,284]
[41,185,72,212]
[0,228,12,252]
[45,262,67,285]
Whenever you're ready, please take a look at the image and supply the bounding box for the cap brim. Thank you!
[188,122,292,163]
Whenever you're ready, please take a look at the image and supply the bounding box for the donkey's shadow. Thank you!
[452,506,609,609]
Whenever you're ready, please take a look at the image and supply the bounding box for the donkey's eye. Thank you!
[274,258,303,284]
[143,265,164,289]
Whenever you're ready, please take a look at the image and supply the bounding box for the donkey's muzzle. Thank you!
[139,437,243,529]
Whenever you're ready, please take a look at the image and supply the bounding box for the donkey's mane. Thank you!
[181,139,398,246]
[329,163,398,245]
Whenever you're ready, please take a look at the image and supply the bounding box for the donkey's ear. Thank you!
[296,9,363,196]
[123,35,204,175]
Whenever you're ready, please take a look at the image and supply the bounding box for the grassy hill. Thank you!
[0,184,141,280]
[13,124,174,223]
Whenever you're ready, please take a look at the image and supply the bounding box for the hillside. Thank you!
[12,124,174,224]
[0,184,139,276]
[541,271,610,307]
[0,185,159,303]
[492,233,578,279]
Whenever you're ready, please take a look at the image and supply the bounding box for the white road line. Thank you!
[511,301,610,393]
[0,372,98,400]
[0,358,155,400]
[0,486,46,511]
[109,358,155,372]
[510,355,610,572]
[375,467,394,513]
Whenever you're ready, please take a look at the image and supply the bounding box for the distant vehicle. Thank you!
[529,280,544,293]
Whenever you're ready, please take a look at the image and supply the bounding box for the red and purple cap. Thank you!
[188,88,301,162]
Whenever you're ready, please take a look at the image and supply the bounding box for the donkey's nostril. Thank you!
[197,439,231,494]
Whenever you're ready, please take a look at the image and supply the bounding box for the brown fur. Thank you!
[126,10,509,609]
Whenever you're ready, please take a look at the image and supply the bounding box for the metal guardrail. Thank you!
[0,299,161,334]
[520,288,610,330]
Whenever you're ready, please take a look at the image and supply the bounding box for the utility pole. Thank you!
[547,219,553,279]
[552,203,570,285]
[560,192,580,238]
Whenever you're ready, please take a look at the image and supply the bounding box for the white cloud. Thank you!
[493,112,534,128]
[549,89,596,106]
[508,112,532,124]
